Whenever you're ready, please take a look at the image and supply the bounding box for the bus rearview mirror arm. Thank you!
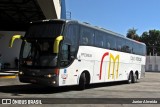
[53,36,63,53]
[9,35,23,48]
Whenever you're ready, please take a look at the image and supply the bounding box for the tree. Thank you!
[126,28,139,40]
[140,30,160,55]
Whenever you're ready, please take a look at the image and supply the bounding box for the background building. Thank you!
[146,56,160,72]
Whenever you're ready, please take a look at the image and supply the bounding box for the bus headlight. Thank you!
[19,71,23,75]
[52,81,56,84]
[48,74,52,78]
[44,74,52,78]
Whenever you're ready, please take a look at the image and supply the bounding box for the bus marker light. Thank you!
[54,69,59,75]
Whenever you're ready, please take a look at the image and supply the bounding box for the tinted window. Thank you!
[80,26,94,45]
[133,43,141,55]
[142,45,146,56]
[60,44,70,67]
[139,45,146,56]
[63,24,79,62]
[95,31,105,48]
[116,38,125,51]
[125,40,133,53]
[105,34,116,50]
[66,24,79,48]
[26,22,64,38]
[132,43,137,54]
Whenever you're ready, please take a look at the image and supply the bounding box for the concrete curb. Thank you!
[4,70,19,73]
[0,71,18,79]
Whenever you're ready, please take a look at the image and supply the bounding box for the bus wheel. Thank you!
[78,73,86,90]
[132,73,138,83]
[127,73,132,84]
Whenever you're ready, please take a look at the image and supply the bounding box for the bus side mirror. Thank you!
[9,35,23,48]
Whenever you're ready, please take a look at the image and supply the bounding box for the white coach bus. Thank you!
[10,19,146,90]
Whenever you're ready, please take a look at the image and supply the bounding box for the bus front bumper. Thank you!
[18,75,59,87]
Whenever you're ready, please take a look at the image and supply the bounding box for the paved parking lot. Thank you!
[0,72,160,107]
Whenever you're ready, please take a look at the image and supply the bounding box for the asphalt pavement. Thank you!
[0,72,160,107]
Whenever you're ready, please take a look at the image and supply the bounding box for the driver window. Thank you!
[60,44,70,66]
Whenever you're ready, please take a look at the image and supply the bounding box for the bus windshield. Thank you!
[20,22,64,68]
[20,39,58,68]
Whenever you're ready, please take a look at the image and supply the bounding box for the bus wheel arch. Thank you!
[78,70,90,90]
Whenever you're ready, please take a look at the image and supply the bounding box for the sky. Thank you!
[66,0,160,36]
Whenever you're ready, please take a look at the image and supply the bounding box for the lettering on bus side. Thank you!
[108,54,119,79]
[99,52,120,80]
[81,53,92,57]
[130,56,142,62]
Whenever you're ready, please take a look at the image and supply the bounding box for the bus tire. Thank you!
[78,73,86,90]
[132,73,138,83]
[127,73,132,84]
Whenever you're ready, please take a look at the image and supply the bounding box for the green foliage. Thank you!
[140,30,160,55]
[126,28,160,55]
[126,28,139,40]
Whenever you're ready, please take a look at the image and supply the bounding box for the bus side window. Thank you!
[125,41,133,53]
[142,45,146,56]
[61,44,69,60]
[82,36,88,45]
[132,43,140,55]
[106,34,116,50]
[104,34,111,49]
[65,24,79,59]
[95,31,105,48]
[139,45,146,55]
[66,24,79,48]
[116,38,125,52]
[60,42,77,67]
[80,26,94,46]
[107,42,110,49]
